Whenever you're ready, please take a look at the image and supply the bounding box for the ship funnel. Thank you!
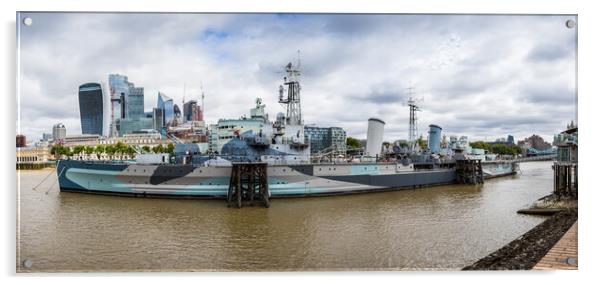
[366,118,385,160]
[428,124,442,153]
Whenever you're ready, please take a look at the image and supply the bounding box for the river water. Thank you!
[17,161,551,271]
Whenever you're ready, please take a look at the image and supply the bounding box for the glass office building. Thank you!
[157,92,174,126]
[304,126,347,155]
[116,117,154,136]
[108,74,131,119]
[152,107,164,131]
[127,86,145,120]
[108,74,147,136]
[78,83,105,135]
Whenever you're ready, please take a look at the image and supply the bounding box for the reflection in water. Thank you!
[18,162,551,271]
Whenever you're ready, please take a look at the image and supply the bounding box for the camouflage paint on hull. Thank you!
[56,160,463,198]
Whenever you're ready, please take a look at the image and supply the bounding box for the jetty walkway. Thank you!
[533,221,578,270]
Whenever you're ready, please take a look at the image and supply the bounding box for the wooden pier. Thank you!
[553,163,578,198]
[455,159,484,185]
[227,162,270,208]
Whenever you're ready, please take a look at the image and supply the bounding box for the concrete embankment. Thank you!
[463,210,577,270]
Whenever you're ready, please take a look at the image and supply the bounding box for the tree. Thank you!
[126,145,137,158]
[142,146,151,153]
[166,143,175,155]
[470,141,493,152]
[94,145,106,159]
[50,145,70,159]
[72,145,85,156]
[152,144,164,154]
[346,137,362,150]
[105,145,116,157]
[85,146,95,155]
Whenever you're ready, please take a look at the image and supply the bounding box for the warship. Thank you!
[56,60,517,198]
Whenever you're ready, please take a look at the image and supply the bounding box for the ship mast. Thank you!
[279,50,303,126]
[407,86,420,152]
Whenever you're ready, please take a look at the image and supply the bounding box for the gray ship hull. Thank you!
[56,160,462,198]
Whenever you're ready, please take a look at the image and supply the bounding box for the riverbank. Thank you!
[16,162,56,170]
[462,210,577,270]
[517,194,578,215]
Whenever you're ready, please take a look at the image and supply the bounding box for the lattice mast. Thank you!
[279,51,303,126]
[407,86,420,152]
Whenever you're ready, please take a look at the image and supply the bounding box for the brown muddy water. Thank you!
[17,161,551,271]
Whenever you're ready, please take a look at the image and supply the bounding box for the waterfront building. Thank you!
[554,123,578,163]
[63,134,101,146]
[102,130,163,146]
[304,126,347,156]
[42,133,52,141]
[78,83,108,136]
[157,92,174,126]
[52,123,67,142]
[552,122,578,197]
[16,145,50,164]
[16,135,26,147]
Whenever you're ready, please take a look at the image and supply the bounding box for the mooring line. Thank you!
[31,169,56,191]
[44,167,66,195]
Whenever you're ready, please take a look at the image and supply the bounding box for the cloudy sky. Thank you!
[17,13,577,143]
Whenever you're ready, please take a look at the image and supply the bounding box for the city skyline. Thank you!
[17,13,577,142]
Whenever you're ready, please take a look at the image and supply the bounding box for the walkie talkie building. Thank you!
[78,82,105,136]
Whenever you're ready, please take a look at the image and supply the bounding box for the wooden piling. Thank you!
[553,163,578,198]
[455,159,484,185]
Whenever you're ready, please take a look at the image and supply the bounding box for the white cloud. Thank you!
[17,13,577,143]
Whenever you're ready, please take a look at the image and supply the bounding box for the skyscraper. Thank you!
[108,74,144,136]
[128,86,145,120]
[157,92,174,126]
[152,107,164,131]
[78,83,106,136]
[108,74,130,118]
[183,100,197,122]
